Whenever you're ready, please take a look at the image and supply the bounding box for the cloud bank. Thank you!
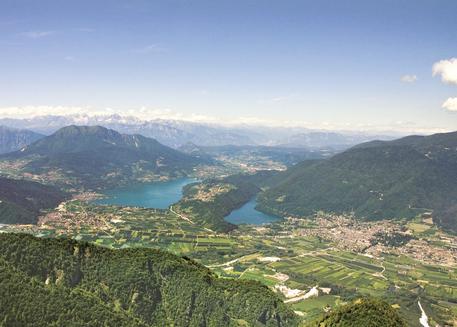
[20,31,56,39]
[0,105,448,134]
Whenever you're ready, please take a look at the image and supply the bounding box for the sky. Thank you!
[0,0,457,133]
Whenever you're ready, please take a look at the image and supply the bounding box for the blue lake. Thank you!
[95,178,280,225]
[94,177,197,209]
[224,198,281,225]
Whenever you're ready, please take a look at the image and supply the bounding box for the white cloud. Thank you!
[0,106,215,123]
[131,44,167,54]
[442,97,457,112]
[257,94,297,104]
[74,27,95,32]
[400,75,417,83]
[271,96,287,102]
[20,31,56,39]
[0,106,90,118]
[64,56,76,61]
[432,58,457,85]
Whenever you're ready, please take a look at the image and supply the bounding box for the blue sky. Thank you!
[1,0,456,132]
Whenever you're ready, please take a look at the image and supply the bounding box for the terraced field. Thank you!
[32,201,238,258]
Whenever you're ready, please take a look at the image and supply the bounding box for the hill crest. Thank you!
[3,125,206,189]
[258,130,457,233]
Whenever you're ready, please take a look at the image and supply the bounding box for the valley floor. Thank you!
[2,199,457,326]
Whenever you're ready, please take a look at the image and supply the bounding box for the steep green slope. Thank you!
[0,177,66,224]
[3,125,206,189]
[0,257,143,326]
[258,131,457,232]
[0,233,298,327]
[309,298,407,327]
[0,125,43,154]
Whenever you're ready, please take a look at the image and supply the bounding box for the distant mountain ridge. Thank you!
[277,131,395,150]
[0,115,257,148]
[2,125,206,189]
[258,131,457,233]
[0,114,397,149]
[0,125,43,154]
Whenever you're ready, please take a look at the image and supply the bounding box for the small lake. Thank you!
[94,177,197,209]
[224,198,281,225]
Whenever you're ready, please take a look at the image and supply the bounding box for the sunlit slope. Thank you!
[308,298,407,327]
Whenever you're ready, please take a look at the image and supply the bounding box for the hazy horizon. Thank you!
[1,0,457,134]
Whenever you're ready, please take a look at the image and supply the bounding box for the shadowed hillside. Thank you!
[0,125,43,154]
[0,177,66,224]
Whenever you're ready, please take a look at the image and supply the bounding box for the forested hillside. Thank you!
[174,171,278,232]
[0,233,298,327]
[258,131,457,233]
[0,177,66,224]
[310,298,407,327]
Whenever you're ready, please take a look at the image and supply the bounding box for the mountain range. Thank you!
[258,131,457,233]
[1,125,206,190]
[0,114,397,149]
[277,131,393,150]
